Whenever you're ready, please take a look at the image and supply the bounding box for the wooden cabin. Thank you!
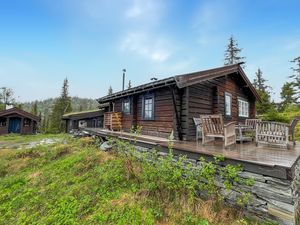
[0,107,40,135]
[97,63,260,141]
[62,109,104,133]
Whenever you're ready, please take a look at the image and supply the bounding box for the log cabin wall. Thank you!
[114,98,134,131]
[22,119,34,134]
[137,88,175,138]
[185,74,256,141]
[114,88,175,139]
[0,117,8,135]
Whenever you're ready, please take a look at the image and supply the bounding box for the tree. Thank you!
[31,101,38,116]
[49,78,72,133]
[108,86,113,95]
[224,35,246,67]
[290,56,300,102]
[252,68,273,114]
[253,68,270,93]
[127,80,132,89]
[280,82,297,110]
[0,87,15,109]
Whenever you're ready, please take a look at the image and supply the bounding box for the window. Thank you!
[142,94,154,120]
[0,117,6,127]
[23,118,31,127]
[225,92,232,116]
[122,98,130,114]
[238,98,249,117]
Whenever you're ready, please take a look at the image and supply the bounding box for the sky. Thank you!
[0,0,299,102]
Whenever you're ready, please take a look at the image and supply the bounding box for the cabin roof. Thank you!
[97,63,260,103]
[0,107,40,121]
[62,109,103,120]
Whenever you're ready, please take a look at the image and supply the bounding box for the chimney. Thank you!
[122,69,126,91]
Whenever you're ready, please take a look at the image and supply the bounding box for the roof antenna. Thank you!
[151,77,157,81]
[122,69,126,91]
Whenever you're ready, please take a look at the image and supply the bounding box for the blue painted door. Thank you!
[8,117,21,133]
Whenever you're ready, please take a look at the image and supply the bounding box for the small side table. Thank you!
[235,124,253,144]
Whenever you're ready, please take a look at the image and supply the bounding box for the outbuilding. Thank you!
[62,109,104,133]
[0,107,40,135]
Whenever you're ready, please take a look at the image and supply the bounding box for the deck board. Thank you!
[83,128,300,170]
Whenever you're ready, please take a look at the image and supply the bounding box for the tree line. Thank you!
[0,79,98,133]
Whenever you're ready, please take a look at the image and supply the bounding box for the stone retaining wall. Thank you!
[133,145,300,225]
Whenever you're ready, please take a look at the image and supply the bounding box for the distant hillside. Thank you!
[22,97,99,117]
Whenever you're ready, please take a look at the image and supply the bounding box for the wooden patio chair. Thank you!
[193,117,202,141]
[200,114,236,148]
[256,121,289,149]
[289,117,300,145]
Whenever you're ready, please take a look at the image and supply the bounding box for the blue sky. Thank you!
[0,0,299,102]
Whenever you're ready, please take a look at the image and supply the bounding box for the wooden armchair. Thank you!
[289,117,300,145]
[200,115,236,148]
[256,121,289,149]
[193,117,202,141]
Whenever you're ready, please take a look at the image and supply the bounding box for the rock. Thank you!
[265,176,292,186]
[239,171,266,183]
[267,200,297,225]
[252,185,295,204]
[100,141,112,151]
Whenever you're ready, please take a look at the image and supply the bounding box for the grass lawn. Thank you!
[0,134,274,225]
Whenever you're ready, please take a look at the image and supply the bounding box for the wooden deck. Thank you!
[83,128,300,179]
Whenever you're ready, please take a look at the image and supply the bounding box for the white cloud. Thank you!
[126,1,143,18]
[125,0,163,22]
[120,32,171,62]
[192,0,239,46]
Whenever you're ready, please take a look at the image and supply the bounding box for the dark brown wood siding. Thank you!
[0,116,37,135]
[115,88,175,138]
[185,74,256,141]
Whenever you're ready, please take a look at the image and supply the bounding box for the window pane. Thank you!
[238,98,249,117]
[123,100,130,113]
[143,96,154,119]
[225,94,231,116]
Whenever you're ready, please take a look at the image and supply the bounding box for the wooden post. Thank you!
[170,86,183,140]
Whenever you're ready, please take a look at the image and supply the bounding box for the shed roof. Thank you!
[0,107,40,121]
[62,109,103,120]
[97,63,260,103]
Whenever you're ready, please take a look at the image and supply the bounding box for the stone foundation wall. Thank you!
[133,145,300,225]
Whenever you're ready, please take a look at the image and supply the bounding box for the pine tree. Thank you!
[49,78,72,133]
[290,56,300,102]
[280,82,297,110]
[108,86,113,95]
[31,101,38,116]
[224,35,246,67]
[252,69,273,114]
[127,80,132,89]
[253,68,270,93]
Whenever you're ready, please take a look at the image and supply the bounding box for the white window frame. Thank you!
[225,92,232,116]
[238,98,249,118]
[142,94,155,120]
[122,98,131,114]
